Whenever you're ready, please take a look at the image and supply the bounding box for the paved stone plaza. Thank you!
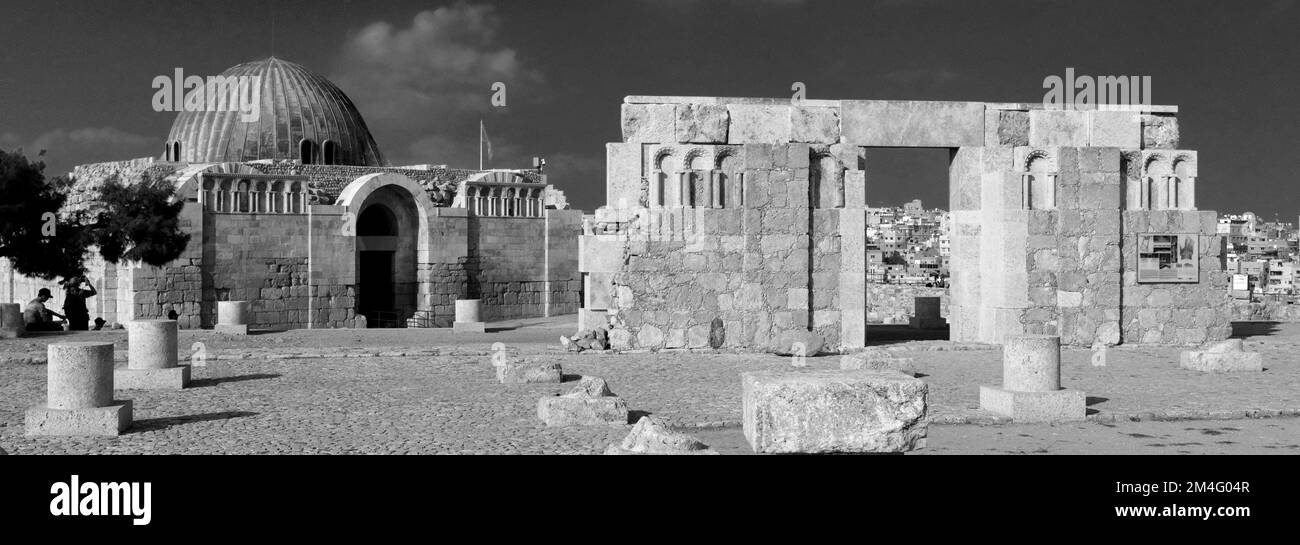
[2,317,1299,455]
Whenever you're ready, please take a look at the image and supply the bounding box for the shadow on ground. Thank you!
[130,411,259,433]
[190,373,281,388]
[1231,321,1280,339]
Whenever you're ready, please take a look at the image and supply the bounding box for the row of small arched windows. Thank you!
[200,178,309,214]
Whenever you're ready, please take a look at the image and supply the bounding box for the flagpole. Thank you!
[479,120,483,171]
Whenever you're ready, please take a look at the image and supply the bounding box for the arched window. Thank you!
[322,140,337,165]
[300,139,315,165]
[172,141,181,162]
[1024,154,1056,210]
[164,143,171,161]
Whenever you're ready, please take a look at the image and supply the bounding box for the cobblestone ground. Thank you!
[2,318,1298,454]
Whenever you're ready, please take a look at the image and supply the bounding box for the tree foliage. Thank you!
[0,148,190,280]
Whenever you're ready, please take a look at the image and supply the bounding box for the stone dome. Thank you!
[164,57,386,166]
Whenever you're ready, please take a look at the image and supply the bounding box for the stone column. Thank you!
[978,335,1085,422]
[677,172,690,208]
[1,303,24,339]
[116,319,190,389]
[453,298,485,333]
[216,301,250,335]
[649,170,662,208]
[709,170,722,208]
[26,342,133,436]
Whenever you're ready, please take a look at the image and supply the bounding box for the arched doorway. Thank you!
[355,186,419,327]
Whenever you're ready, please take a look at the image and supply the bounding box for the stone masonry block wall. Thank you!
[1120,210,1231,344]
[864,285,949,324]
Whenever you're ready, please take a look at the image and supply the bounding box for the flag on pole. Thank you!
[480,120,493,169]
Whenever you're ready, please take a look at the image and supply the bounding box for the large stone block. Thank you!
[495,361,562,384]
[1029,110,1088,147]
[977,386,1086,422]
[115,366,191,390]
[675,103,729,143]
[604,415,718,455]
[1179,340,1262,373]
[1088,111,1141,148]
[742,370,928,454]
[622,103,675,142]
[606,143,643,207]
[25,401,133,437]
[537,377,629,427]
[791,106,840,143]
[1141,114,1180,149]
[839,350,916,376]
[840,100,984,147]
[727,104,793,144]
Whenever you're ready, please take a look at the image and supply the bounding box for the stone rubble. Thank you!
[604,415,718,455]
[536,375,630,427]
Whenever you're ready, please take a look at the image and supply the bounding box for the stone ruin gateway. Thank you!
[579,96,1231,351]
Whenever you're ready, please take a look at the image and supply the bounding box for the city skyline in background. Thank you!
[1,0,1297,217]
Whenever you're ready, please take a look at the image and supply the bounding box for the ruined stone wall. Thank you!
[864,285,949,323]
[1120,210,1232,344]
[585,96,1229,350]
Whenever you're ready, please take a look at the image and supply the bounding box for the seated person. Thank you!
[24,288,66,331]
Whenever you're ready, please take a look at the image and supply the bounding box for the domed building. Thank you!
[2,57,581,331]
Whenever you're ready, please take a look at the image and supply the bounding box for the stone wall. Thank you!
[583,96,1230,350]
[864,285,949,323]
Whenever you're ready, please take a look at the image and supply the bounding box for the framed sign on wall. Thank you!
[1137,234,1199,283]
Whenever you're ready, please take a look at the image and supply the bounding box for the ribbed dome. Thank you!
[165,57,385,166]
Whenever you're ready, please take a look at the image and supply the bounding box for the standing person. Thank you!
[23,288,66,331]
[60,276,97,331]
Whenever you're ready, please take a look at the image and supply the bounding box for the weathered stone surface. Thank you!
[839,350,916,377]
[771,329,825,356]
[790,106,840,143]
[115,366,190,390]
[978,386,1086,422]
[537,393,629,427]
[727,104,792,144]
[742,370,928,454]
[622,103,675,142]
[25,401,133,437]
[675,103,728,143]
[1179,340,1262,373]
[604,415,718,455]
[1089,111,1141,148]
[1142,114,1180,149]
[1002,335,1061,392]
[1029,110,1088,147]
[495,361,562,384]
[840,100,984,147]
[570,375,615,397]
[995,110,1029,146]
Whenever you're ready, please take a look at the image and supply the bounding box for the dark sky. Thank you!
[1,0,1296,219]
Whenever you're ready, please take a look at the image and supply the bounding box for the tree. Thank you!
[0,148,190,280]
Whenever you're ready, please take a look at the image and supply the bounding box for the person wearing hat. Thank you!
[23,288,66,331]
[60,276,97,331]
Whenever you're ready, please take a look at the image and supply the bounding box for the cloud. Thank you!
[0,127,157,177]
[330,3,540,168]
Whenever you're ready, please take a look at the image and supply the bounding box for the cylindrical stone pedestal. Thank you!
[0,303,23,338]
[216,301,251,335]
[48,342,114,410]
[1002,335,1061,392]
[455,299,482,323]
[127,319,178,370]
[217,301,250,325]
[453,299,486,333]
[27,341,133,435]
